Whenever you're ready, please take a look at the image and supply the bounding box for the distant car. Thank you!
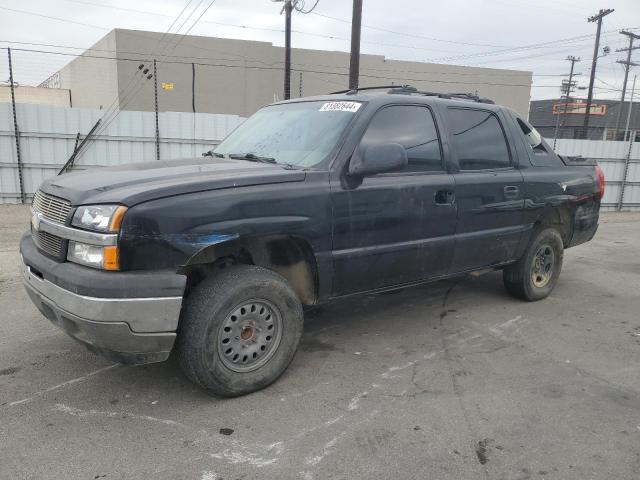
[21,85,604,397]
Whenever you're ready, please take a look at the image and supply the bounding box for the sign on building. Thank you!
[552,102,607,116]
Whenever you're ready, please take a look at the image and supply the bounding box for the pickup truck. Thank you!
[21,86,604,397]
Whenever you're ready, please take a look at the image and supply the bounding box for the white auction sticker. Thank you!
[319,101,362,113]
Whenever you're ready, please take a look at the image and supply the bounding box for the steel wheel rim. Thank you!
[217,299,283,373]
[531,243,555,288]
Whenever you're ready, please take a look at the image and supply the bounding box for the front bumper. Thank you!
[21,233,186,364]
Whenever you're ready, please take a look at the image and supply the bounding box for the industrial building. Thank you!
[39,28,533,117]
[0,85,71,107]
[529,98,640,142]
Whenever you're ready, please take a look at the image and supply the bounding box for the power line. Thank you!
[96,1,220,142]
[0,3,465,56]
[310,11,513,48]
[76,0,220,162]
[0,40,552,89]
[294,0,320,14]
[2,46,562,88]
[0,6,109,31]
[0,38,572,78]
[4,3,636,74]
[84,0,199,153]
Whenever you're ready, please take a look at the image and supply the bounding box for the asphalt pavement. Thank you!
[1,204,639,480]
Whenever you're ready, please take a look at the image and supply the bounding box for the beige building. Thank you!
[45,29,532,117]
[0,85,71,107]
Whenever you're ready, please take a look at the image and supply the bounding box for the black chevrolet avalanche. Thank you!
[21,86,603,396]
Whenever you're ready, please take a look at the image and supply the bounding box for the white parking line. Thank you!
[6,364,118,407]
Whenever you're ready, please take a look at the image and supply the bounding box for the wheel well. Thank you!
[179,235,319,305]
[534,205,573,247]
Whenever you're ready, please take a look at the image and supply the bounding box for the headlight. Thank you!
[72,205,127,233]
[68,204,126,270]
[67,241,120,270]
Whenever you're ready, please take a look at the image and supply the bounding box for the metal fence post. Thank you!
[7,48,25,203]
[153,59,160,161]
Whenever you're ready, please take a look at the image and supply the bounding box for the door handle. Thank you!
[504,185,520,199]
[435,189,455,205]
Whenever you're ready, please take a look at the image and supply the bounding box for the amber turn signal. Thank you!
[108,206,128,232]
[102,246,120,271]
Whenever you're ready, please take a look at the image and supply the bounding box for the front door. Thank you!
[443,107,525,272]
[330,104,457,295]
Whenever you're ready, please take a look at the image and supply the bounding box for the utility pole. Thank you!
[583,8,614,138]
[623,74,637,142]
[614,30,640,134]
[553,56,581,149]
[348,0,363,90]
[284,0,293,100]
[275,0,318,99]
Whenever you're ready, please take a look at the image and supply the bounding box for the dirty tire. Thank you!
[177,265,304,397]
[503,228,564,302]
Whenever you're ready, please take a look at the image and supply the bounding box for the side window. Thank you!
[516,117,563,167]
[360,105,443,172]
[447,108,511,170]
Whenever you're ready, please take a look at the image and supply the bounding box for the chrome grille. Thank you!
[32,229,66,259]
[31,190,72,259]
[32,190,72,224]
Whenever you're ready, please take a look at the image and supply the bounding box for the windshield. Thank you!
[214,100,362,168]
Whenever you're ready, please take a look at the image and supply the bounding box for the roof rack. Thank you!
[329,84,494,104]
[329,85,405,95]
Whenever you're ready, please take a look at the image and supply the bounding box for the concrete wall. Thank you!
[48,29,532,117]
[0,86,71,107]
[54,31,119,110]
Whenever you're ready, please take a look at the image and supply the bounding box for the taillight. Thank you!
[595,165,605,200]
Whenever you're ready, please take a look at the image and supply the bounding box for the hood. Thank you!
[40,157,306,206]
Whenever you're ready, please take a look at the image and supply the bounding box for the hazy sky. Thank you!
[1,0,639,101]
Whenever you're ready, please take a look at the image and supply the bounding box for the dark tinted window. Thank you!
[447,108,511,170]
[360,105,442,172]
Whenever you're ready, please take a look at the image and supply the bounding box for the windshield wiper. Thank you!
[202,150,224,158]
[228,153,277,164]
[219,152,302,170]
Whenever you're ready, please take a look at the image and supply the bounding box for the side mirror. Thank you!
[349,143,408,177]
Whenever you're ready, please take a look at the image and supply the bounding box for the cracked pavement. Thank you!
[2,205,640,480]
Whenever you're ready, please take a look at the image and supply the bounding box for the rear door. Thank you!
[444,107,526,272]
[330,104,457,295]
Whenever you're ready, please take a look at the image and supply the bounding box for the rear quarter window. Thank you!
[515,117,564,167]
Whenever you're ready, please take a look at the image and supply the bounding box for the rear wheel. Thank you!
[503,228,564,301]
[177,265,304,397]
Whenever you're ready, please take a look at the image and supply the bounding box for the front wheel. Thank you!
[177,265,304,397]
[503,228,564,301]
